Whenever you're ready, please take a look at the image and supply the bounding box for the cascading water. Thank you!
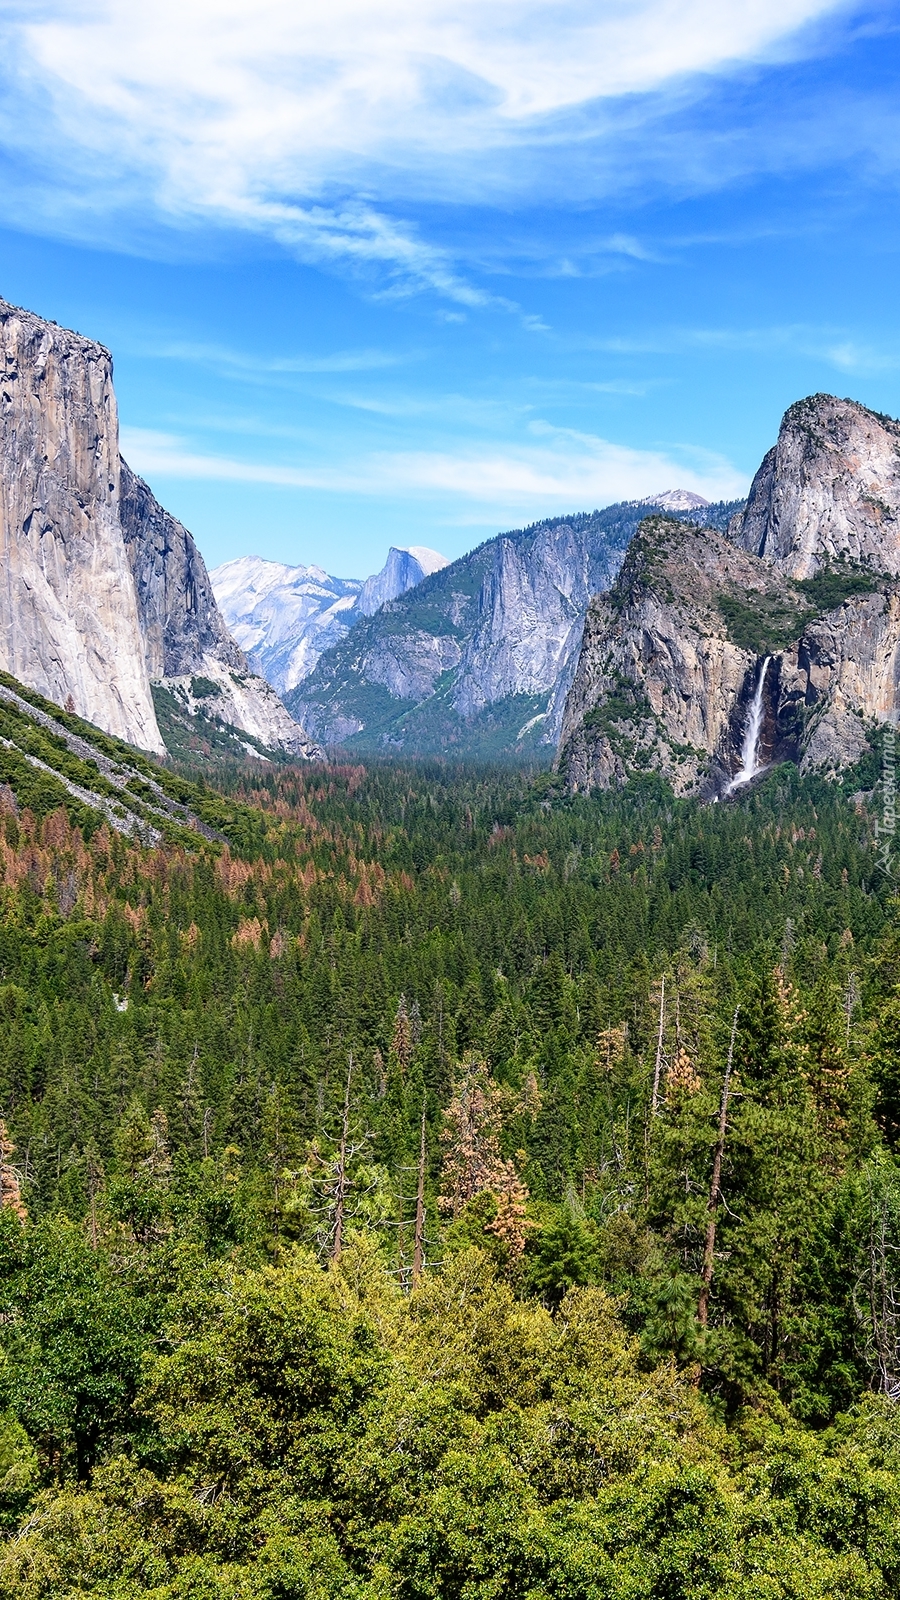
[724,655,771,796]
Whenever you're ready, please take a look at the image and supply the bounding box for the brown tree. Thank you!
[0,1120,27,1223]
[438,1055,532,1259]
[390,996,413,1076]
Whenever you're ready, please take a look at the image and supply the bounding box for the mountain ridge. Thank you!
[286,498,742,758]
[557,394,900,795]
[211,544,448,694]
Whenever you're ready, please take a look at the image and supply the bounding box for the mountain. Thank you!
[210,545,448,695]
[286,498,742,758]
[642,489,710,511]
[727,392,900,576]
[0,296,317,762]
[557,394,900,796]
[0,298,162,752]
[207,557,361,694]
[0,666,231,845]
[356,544,449,616]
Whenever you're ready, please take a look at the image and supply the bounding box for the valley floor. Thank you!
[0,706,899,1597]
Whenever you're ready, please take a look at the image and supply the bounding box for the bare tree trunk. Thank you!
[651,976,666,1114]
[698,1006,740,1329]
[859,1158,900,1400]
[332,1055,353,1262]
[643,977,667,1204]
[412,1095,427,1284]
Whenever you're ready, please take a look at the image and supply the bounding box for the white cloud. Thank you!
[585,322,900,372]
[121,422,747,507]
[143,339,412,376]
[0,0,848,290]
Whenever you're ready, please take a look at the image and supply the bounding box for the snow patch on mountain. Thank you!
[642,489,710,511]
[211,545,448,694]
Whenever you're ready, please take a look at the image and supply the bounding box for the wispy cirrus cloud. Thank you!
[140,339,414,377]
[0,0,855,297]
[121,421,747,507]
[587,322,900,373]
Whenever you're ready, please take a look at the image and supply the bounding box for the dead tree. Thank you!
[698,1006,740,1330]
[412,1095,427,1284]
[85,1141,104,1249]
[854,1156,900,1401]
[651,976,666,1115]
[0,1120,27,1223]
[332,1055,353,1262]
[304,1054,377,1263]
[644,977,667,1201]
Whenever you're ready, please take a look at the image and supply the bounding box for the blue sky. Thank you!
[1,1,899,577]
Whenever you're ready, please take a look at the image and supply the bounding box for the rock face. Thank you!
[210,545,447,696]
[120,461,246,679]
[211,557,362,693]
[0,296,317,760]
[557,518,795,795]
[356,546,448,618]
[0,299,163,751]
[729,395,900,578]
[558,395,900,795]
[119,466,317,759]
[289,499,742,757]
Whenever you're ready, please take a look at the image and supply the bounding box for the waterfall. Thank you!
[725,656,771,795]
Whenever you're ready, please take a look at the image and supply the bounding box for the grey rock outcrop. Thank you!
[729,394,900,578]
[121,461,245,678]
[642,490,710,512]
[558,519,789,795]
[0,296,317,761]
[356,545,448,618]
[120,464,318,759]
[210,557,362,693]
[559,394,900,796]
[0,299,164,751]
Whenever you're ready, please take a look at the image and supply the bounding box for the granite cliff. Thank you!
[356,545,448,617]
[288,498,741,758]
[0,299,163,751]
[0,297,317,761]
[558,395,900,795]
[210,545,447,695]
[729,394,900,577]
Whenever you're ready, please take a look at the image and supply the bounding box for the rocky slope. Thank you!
[288,498,741,758]
[210,545,447,695]
[558,395,900,796]
[0,667,223,846]
[0,297,317,762]
[119,465,318,760]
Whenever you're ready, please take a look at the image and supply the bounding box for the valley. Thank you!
[1,297,900,1600]
[1,705,899,1594]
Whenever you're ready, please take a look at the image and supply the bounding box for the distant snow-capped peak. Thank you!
[211,543,448,693]
[641,489,710,511]
[356,545,449,617]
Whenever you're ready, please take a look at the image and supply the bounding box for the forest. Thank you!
[1,732,900,1597]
